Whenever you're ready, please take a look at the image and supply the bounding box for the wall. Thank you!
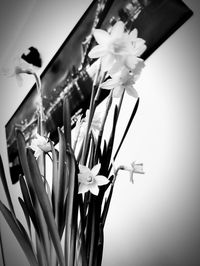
[0,0,200,265]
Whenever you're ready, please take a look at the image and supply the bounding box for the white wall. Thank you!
[0,0,200,265]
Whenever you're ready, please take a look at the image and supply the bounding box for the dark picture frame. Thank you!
[5,0,193,184]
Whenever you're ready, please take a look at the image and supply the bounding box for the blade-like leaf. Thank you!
[56,128,68,237]
[36,235,48,266]
[0,154,15,215]
[0,200,38,266]
[0,225,6,266]
[16,130,51,265]
[18,197,31,237]
[101,178,114,227]
[15,130,36,203]
[50,140,58,216]
[64,146,78,266]
[77,195,87,266]
[100,105,119,177]
[113,98,139,162]
[63,95,71,146]
[96,222,104,266]
[27,148,65,266]
[19,176,39,236]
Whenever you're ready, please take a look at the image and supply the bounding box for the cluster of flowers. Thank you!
[30,21,146,195]
[0,19,147,266]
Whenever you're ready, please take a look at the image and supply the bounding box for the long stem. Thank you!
[81,61,102,164]
[33,72,45,136]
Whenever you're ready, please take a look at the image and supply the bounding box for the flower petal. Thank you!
[101,54,115,72]
[135,43,147,57]
[78,173,87,184]
[131,162,145,174]
[93,29,110,44]
[91,164,101,176]
[79,164,90,174]
[34,149,42,159]
[100,78,119,90]
[39,143,51,152]
[125,86,138,98]
[108,61,123,76]
[15,74,23,87]
[113,86,123,98]
[89,184,99,196]
[95,175,109,186]
[88,45,106,58]
[125,55,138,70]
[78,183,89,194]
[111,21,125,39]
[129,28,138,41]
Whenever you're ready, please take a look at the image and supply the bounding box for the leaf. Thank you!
[36,235,48,266]
[0,200,38,266]
[16,130,51,265]
[63,95,72,146]
[56,128,69,237]
[100,105,119,177]
[0,154,15,214]
[15,130,36,203]
[77,195,87,266]
[88,197,98,266]
[18,197,32,237]
[101,177,114,227]
[113,98,139,162]
[27,148,65,266]
[50,140,58,216]
[0,225,6,266]
[64,146,78,266]
[95,222,104,266]
[19,175,39,236]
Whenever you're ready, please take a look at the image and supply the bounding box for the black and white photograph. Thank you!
[0,0,199,265]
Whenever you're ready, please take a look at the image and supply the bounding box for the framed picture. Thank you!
[5,0,193,184]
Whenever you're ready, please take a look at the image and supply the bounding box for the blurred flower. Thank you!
[88,20,146,74]
[114,161,144,183]
[78,109,102,140]
[1,55,38,86]
[78,164,109,195]
[30,133,51,159]
[101,60,145,98]
[129,161,145,183]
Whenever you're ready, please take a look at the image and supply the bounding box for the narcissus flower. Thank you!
[1,56,37,86]
[88,20,146,74]
[101,60,145,98]
[114,161,144,183]
[78,164,109,196]
[129,161,145,183]
[30,133,51,159]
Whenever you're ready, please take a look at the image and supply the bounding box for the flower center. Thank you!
[87,175,94,183]
[111,39,129,55]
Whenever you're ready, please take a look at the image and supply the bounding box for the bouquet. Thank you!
[0,19,146,266]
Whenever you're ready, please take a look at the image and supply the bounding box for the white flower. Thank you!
[1,56,36,86]
[101,60,145,98]
[30,133,51,159]
[129,161,145,183]
[114,161,144,183]
[78,164,109,196]
[88,20,146,74]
